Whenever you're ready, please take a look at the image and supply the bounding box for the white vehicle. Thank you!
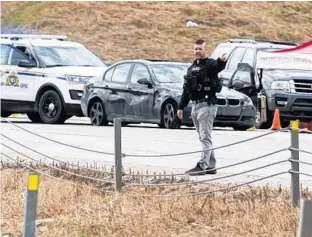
[0,34,108,124]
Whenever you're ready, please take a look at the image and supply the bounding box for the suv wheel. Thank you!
[38,90,66,124]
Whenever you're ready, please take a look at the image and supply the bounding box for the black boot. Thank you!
[185,163,217,176]
[205,168,217,174]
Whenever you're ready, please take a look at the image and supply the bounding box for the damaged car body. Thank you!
[80,60,256,130]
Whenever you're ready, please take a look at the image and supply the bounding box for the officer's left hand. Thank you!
[177,110,183,120]
[219,53,227,61]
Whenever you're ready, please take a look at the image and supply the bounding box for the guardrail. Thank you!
[1,117,311,237]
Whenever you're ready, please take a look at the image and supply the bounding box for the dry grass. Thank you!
[2,166,311,237]
[1,2,312,62]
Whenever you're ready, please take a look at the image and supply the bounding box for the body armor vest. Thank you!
[184,64,214,95]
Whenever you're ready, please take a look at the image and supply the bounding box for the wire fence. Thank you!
[1,133,114,174]
[2,116,312,237]
[1,152,114,193]
[1,117,290,158]
[1,117,311,200]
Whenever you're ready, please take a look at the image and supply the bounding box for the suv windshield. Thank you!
[210,44,233,59]
[151,64,188,83]
[33,46,105,67]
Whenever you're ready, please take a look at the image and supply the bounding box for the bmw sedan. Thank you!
[81,60,256,130]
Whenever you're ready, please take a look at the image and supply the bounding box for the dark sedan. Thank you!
[80,60,256,130]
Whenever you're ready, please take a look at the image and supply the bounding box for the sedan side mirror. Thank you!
[233,80,244,89]
[17,60,36,68]
[137,78,152,88]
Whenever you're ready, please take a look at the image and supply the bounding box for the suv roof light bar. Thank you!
[254,39,298,46]
[229,38,298,46]
[0,34,67,41]
[229,39,257,44]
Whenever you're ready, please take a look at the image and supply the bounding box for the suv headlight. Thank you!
[66,75,93,84]
[271,81,290,92]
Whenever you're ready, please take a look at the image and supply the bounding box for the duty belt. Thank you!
[191,98,208,104]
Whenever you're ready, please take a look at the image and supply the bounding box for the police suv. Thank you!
[0,34,108,124]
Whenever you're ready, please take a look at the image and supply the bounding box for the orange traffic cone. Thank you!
[270,109,281,130]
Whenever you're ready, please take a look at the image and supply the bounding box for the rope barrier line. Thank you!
[1,130,288,177]
[1,134,289,185]
[1,131,287,180]
[0,152,114,193]
[2,117,288,158]
[1,142,115,183]
[122,148,288,177]
[125,159,289,187]
[124,129,288,157]
[289,170,312,178]
[122,171,288,198]
[289,159,312,167]
[1,134,114,174]
[289,147,312,156]
[1,124,288,177]
[1,118,115,156]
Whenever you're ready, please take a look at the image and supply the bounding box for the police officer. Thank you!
[177,39,227,175]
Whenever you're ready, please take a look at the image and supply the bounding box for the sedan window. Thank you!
[111,63,132,83]
[130,64,150,84]
[103,67,114,81]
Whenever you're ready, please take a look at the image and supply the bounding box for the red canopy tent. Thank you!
[273,40,312,54]
[256,40,312,70]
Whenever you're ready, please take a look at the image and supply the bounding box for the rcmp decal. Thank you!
[1,71,28,89]
[6,71,19,87]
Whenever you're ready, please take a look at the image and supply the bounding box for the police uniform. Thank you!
[178,57,226,175]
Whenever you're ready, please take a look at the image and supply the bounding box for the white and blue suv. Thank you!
[0,34,108,124]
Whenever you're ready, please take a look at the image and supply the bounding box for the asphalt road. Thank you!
[1,116,312,189]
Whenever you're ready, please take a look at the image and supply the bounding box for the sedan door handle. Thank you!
[128,87,132,90]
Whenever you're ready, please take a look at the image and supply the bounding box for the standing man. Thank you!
[177,39,227,175]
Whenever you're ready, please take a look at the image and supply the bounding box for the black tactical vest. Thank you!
[184,62,213,95]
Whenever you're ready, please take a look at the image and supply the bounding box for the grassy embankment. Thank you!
[1,1,312,62]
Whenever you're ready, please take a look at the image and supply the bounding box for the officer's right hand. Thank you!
[219,53,227,61]
[177,110,183,120]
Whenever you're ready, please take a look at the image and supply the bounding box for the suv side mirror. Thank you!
[137,78,152,88]
[17,60,36,68]
[237,62,253,70]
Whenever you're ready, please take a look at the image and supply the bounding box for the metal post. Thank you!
[298,199,312,237]
[290,120,300,208]
[22,170,39,237]
[114,118,123,191]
